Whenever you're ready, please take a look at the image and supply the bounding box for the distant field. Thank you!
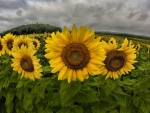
[96,33,150,46]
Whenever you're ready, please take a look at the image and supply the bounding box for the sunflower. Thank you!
[11,45,43,80]
[108,37,117,44]
[3,33,16,55]
[31,38,40,49]
[135,44,141,53]
[147,44,150,53]
[100,38,137,79]
[12,35,34,51]
[0,38,5,56]
[44,25,106,83]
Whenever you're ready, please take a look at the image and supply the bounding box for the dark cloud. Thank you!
[16,9,23,16]
[137,12,149,21]
[128,11,139,19]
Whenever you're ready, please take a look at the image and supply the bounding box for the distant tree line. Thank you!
[0,23,62,36]
[95,31,150,40]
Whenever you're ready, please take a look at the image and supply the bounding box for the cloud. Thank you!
[0,0,150,36]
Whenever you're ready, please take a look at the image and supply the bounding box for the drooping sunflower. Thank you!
[31,38,40,49]
[44,25,106,83]
[0,38,5,56]
[100,38,137,79]
[3,33,16,55]
[11,45,43,80]
[12,35,34,51]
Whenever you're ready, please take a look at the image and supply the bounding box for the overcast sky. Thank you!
[0,0,150,36]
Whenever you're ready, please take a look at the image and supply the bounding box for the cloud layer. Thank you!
[0,0,150,36]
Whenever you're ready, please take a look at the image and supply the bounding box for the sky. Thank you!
[0,0,150,36]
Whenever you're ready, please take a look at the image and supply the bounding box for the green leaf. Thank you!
[38,85,47,99]
[103,79,117,95]
[119,78,137,86]
[6,102,14,113]
[74,85,99,103]
[16,88,23,99]
[57,106,83,113]
[138,62,150,71]
[60,81,81,106]
[140,99,150,113]
[49,93,61,106]
[3,77,10,89]
[23,94,34,111]
[38,107,53,113]
[133,96,140,108]
[139,79,150,92]
[16,80,24,88]
[5,90,15,105]
[74,105,83,113]
[91,101,109,113]
[120,106,135,113]
[42,66,52,73]
[112,94,126,107]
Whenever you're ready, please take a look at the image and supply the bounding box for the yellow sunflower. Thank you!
[135,44,141,53]
[147,44,150,53]
[11,45,43,80]
[100,38,137,79]
[31,38,40,49]
[12,35,34,51]
[2,33,16,55]
[45,25,106,83]
[0,37,5,56]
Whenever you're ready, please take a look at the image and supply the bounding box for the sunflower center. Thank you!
[20,55,34,72]
[18,42,28,48]
[61,43,90,70]
[0,41,2,51]
[33,41,37,48]
[105,50,126,71]
[7,39,13,50]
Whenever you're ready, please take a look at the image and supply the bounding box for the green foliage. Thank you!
[0,23,62,36]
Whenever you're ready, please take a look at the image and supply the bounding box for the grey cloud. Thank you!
[16,9,23,16]
[0,0,150,36]
[0,15,10,21]
[128,11,139,19]
[137,12,149,21]
[0,0,28,10]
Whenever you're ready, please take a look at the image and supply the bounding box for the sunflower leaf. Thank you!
[112,93,127,107]
[42,66,52,73]
[91,101,109,113]
[60,80,82,106]
[74,85,99,103]
[48,93,61,106]
[138,62,150,70]
[57,105,83,113]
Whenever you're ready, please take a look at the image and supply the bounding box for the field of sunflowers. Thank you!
[0,24,150,113]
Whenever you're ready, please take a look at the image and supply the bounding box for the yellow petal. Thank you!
[50,57,62,67]
[67,69,73,83]
[71,24,77,42]
[76,70,84,81]
[58,66,68,80]
[90,59,104,65]
[72,70,77,81]
[82,67,89,79]
[51,62,64,73]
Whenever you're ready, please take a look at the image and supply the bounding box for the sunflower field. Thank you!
[0,25,150,113]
